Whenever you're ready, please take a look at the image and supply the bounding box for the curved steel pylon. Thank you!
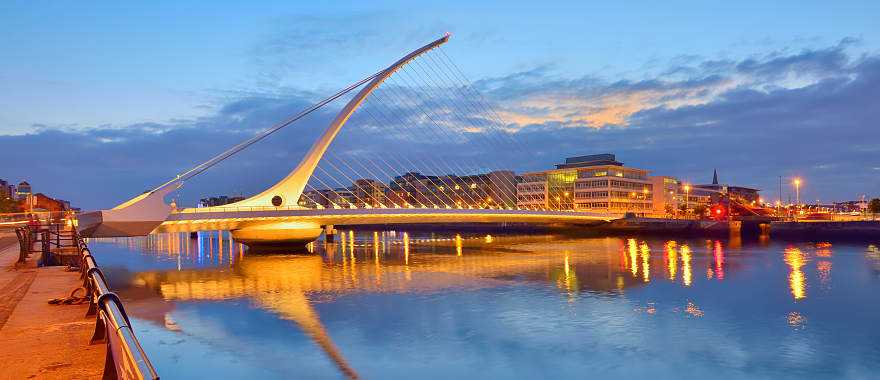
[78,34,451,237]
[228,34,451,209]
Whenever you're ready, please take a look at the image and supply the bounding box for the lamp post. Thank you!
[683,184,691,219]
[793,178,801,221]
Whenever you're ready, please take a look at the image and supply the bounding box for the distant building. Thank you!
[517,154,653,214]
[694,169,761,205]
[298,189,337,208]
[199,195,246,208]
[17,193,67,212]
[679,185,713,215]
[388,170,516,208]
[0,179,13,200]
[16,181,32,201]
[352,179,387,208]
[649,176,680,216]
[833,200,867,213]
[295,169,516,210]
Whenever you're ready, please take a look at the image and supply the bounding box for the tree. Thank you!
[693,205,708,219]
[0,197,20,213]
[869,198,880,220]
[665,204,675,218]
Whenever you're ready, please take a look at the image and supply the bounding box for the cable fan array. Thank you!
[298,45,535,211]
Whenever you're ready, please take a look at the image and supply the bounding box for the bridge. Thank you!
[77,34,622,245]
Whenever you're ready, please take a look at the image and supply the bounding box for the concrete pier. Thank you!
[0,233,104,379]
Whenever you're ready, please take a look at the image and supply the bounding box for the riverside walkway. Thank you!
[0,231,104,379]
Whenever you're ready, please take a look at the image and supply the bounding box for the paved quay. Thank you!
[0,232,104,380]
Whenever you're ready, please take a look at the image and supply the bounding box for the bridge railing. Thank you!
[78,238,159,380]
[172,204,601,214]
[174,205,510,213]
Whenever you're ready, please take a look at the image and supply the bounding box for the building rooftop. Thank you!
[555,153,623,169]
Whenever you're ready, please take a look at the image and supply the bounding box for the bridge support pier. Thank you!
[323,225,337,243]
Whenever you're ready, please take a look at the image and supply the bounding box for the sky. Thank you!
[1,1,879,209]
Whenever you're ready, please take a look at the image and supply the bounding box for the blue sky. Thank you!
[1,1,879,208]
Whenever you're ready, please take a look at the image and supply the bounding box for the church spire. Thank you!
[712,169,719,185]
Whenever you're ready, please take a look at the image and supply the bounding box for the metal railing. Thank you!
[13,223,80,265]
[172,204,520,213]
[13,222,158,378]
[77,238,160,380]
[14,226,33,263]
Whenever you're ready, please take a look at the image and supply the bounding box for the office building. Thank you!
[517,154,653,213]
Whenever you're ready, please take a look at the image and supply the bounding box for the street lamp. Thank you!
[683,184,691,218]
[793,178,801,220]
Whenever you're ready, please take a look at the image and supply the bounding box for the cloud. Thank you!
[484,41,879,201]
[479,39,860,131]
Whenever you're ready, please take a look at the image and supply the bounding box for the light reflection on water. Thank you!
[89,232,880,379]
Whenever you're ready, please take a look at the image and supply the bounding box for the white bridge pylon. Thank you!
[225,34,451,210]
[77,35,453,237]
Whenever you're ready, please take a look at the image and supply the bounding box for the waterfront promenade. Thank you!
[0,231,103,379]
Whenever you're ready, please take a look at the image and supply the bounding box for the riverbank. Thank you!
[771,220,880,240]
[0,232,104,379]
[593,217,737,237]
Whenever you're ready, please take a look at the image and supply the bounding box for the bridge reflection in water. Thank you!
[97,230,807,378]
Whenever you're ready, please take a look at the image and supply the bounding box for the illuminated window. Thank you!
[470,183,477,189]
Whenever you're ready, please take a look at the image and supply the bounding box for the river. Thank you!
[90,231,880,379]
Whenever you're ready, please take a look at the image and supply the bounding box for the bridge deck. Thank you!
[159,207,622,233]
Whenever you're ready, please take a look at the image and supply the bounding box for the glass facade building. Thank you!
[517,154,653,213]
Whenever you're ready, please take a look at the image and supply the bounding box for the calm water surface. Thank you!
[90,231,880,379]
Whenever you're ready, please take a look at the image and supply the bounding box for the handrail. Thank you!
[14,226,31,263]
[78,238,160,380]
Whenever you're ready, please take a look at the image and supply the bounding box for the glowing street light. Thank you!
[793,178,802,220]
[683,184,691,217]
